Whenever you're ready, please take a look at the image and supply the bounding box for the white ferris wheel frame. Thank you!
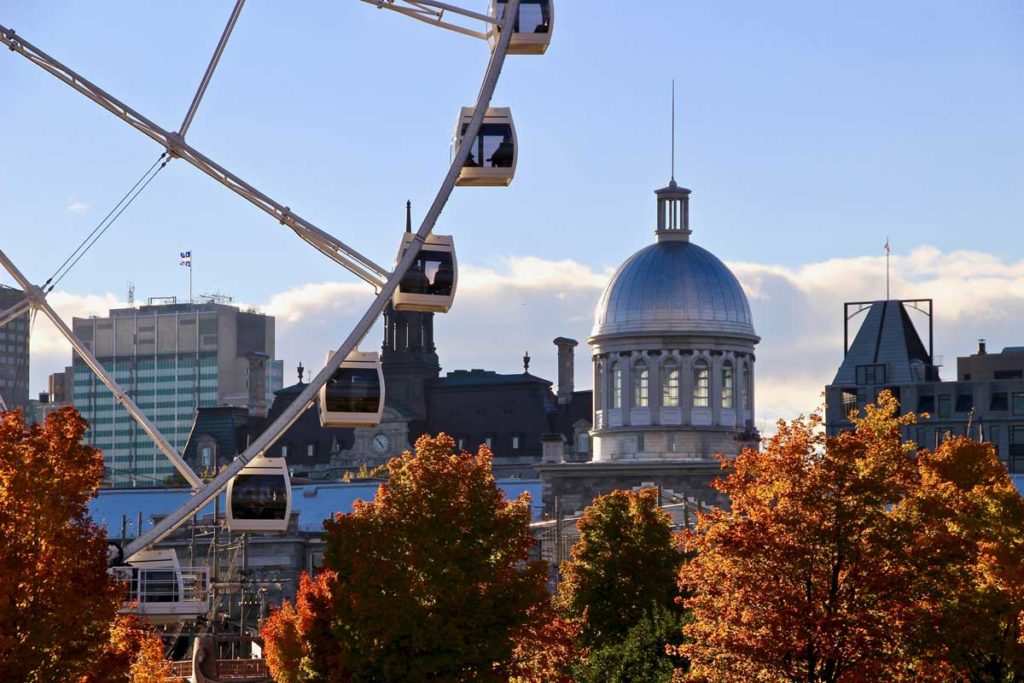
[0,0,525,558]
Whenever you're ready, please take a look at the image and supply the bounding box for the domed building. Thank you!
[590,179,759,461]
[538,176,760,516]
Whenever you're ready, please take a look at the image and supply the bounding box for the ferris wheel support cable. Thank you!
[47,155,169,291]
[179,0,246,138]
[0,248,205,490]
[0,24,387,288]
[123,0,523,558]
[45,153,165,288]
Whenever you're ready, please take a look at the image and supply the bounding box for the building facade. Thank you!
[0,285,30,413]
[825,299,1024,474]
[72,300,284,487]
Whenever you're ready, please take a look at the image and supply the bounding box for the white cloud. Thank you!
[66,201,90,214]
[25,247,1024,435]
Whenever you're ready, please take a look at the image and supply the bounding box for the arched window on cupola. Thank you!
[721,360,734,409]
[634,359,649,407]
[693,359,710,408]
[662,358,680,407]
[611,362,622,409]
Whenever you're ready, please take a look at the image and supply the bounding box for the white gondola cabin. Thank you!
[454,107,517,187]
[226,456,292,532]
[490,0,553,55]
[393,233,457,313]
[318,350,385,428]
[113,549,210,625]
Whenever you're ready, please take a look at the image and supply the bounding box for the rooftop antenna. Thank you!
[884,237,891,300]
[127,281,135,308]
[671,79,676,183]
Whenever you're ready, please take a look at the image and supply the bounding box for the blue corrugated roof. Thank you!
[89,480,544,538]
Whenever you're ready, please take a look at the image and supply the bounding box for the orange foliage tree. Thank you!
[678,393,1024,681]
[0,408,175,682]
[898,435,1024,678]
[262,433,549,681]
[679,396,925,681]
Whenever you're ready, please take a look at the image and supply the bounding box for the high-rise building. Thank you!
[71,299,283,487]
[0,285,30,413]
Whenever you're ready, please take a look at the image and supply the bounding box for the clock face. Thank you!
[372,433,390,454]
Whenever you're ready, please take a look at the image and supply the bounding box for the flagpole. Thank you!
[885,237,890,301]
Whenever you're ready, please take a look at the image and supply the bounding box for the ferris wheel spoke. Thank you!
[179,0,247,138]
[0,23,388,288]
[363,0,495,40]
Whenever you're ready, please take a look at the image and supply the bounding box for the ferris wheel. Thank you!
[0,0,552,580]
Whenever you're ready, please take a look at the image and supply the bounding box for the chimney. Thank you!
[553,337,578,405]
[541,433,566,464]
[978,339,987,355]
[246,352,270,418]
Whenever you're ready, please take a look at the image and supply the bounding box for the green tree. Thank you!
[557,488,683,648]
[262,433,549,681]
[573,604,688,683]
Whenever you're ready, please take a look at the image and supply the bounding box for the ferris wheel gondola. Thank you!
[393,233,457,313]
[318,350,385,428]
[225,456,292,533]
[455,107,517,187]
[490,0,553,55]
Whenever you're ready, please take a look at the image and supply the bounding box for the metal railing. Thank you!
[111,566,210,604]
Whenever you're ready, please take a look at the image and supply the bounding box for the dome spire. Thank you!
[655,80,692,242]
[671,79,676,183]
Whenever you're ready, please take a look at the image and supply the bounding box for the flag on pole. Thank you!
[884,238,890,254]
[179,251,192,267]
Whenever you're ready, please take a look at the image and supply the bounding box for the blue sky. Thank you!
[2,1,1023,425]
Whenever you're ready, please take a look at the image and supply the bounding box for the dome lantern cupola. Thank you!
[655,179,692,242]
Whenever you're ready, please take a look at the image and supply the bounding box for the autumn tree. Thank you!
[0,407,172,682]
[507,601,582,683]
[679,397,926,681]
[262,433,549,681]
[0,407,123,681]
[677,392,1024,682]
[898,435,1024,679]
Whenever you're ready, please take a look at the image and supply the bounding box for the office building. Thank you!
[72,298,283,486]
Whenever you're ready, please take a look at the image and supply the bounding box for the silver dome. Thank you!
[592,241,756,339]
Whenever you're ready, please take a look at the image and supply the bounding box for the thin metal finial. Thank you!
[405,200,412,234]
[671,79,676,182]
